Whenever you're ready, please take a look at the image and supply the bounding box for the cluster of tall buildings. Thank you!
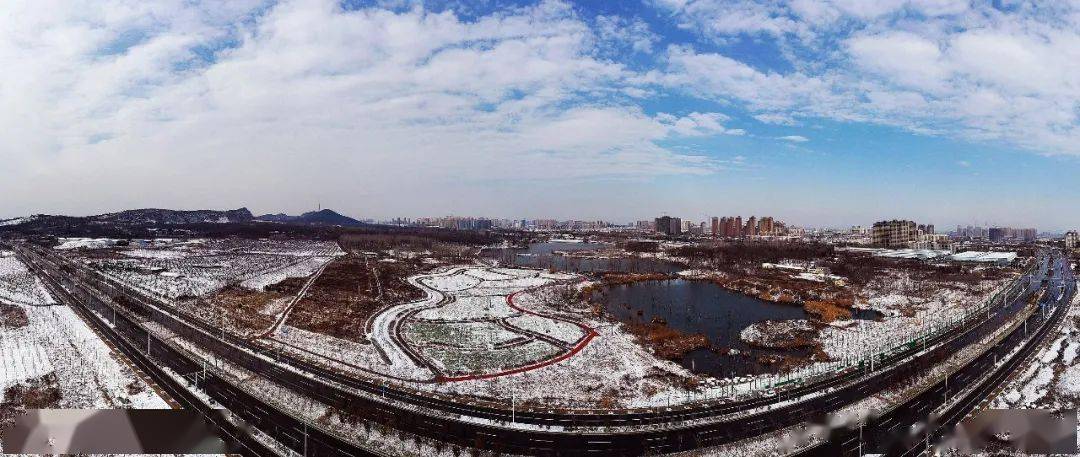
[952,225,1037,242]
[988,227,1038,242]
[402,216,616,231]
[711,215,779,237]
[953,225,990,239]
[653,215,785,237]
[414,216,495,231]
[871,220,1045,248]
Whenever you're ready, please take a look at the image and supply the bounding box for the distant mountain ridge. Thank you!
[0,207,364,237]
[255,209,362,226]
[93,207,254,225]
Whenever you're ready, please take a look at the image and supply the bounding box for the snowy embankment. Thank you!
[271,264,699,408]
[54,237,123,250]
[0,252,55,305]
[740,319,816,348]
[816,270,1014,367]
[0,252,166,409]
[992,291,1080,409]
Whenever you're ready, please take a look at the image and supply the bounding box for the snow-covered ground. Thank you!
[0,252,55,305]
[240,255,336,291]
[815,269,1015,370]
[262,265,703,408]
[265,261,1021,409]
[69,239,344,300]
[992,291,1080,410]
[0,252,167,408]
[366,266,592,380]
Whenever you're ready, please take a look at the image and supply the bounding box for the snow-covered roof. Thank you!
[949,251,1017,263]
[874,248,951,260]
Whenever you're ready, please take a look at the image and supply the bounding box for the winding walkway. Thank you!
[367,266,598,383]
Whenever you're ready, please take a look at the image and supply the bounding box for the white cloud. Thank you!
[657,112,745,136]
[595,15,660,54]
[0,0,726,217]
[650,0,970,39]
[846,31,949,91]
[778,135,809,142]
[651,1,1080,156]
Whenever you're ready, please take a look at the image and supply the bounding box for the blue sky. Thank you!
[1,0,1079,230]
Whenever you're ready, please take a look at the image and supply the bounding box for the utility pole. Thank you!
[858,423,864,457]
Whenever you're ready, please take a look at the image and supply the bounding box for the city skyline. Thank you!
[3,1,1080,229]
[4,204,1069,234]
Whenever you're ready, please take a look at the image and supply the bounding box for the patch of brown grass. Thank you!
[1,373,62,437]
[624,321,709,360]
[285,254,432,342]
[601,272,676,286]
[207,285,284,336]
[0,303,29,329]
[2,374,61,409]
[804,300,853,323]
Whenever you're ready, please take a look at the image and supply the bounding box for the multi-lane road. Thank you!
[802,252,1076,456]
[14,242,1070,456]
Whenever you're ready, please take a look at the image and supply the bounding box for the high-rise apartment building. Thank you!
[711,217,719,237]
[872,220,918,248]
[1066,231,1079,251]
[654,216,682,236]
[758,216,774,235]
[988,227,1007,242]
[745,216,758,237]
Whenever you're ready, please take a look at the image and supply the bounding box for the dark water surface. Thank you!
[603,278,877,378]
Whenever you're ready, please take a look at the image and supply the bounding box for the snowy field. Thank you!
[267,261,1021,409]
[264,265,702,408]
[66,238,344,300]
[370,267,593,379]
[0,251,167,417]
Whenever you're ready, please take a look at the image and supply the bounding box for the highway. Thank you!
[800,251,1076,456]
[13,243,1057,455]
